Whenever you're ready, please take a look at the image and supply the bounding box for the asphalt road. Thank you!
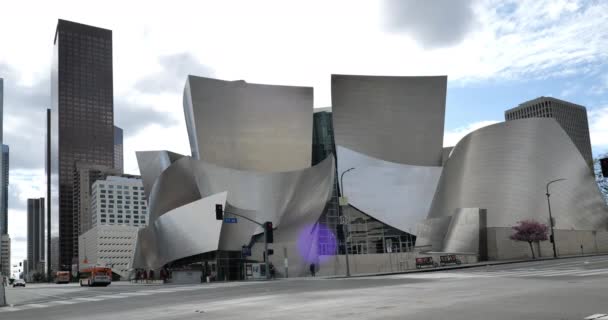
[2,255,608,320]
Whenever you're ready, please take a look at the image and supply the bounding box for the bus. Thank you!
[79,266,112,287]
[55,271,70,284]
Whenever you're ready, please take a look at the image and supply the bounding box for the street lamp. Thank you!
[339,167,355,277]
[546,178,566,258]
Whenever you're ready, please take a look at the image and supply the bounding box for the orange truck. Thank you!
[79,266,112,287]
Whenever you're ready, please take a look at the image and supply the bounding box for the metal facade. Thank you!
[428,118,608,231]
[132,154,335,271]
[183,75,313,172]
[332,74,447,166]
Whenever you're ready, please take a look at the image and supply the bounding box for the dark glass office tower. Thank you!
[27,198,45,275]
[51,19,115,270]
[114,126,123,173]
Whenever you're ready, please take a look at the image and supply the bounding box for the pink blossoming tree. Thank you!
[510,220,549,259]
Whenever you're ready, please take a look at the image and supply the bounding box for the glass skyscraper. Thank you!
[114,126,123,173]
[51,19,115,270]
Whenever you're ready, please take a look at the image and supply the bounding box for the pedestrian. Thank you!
[309,263,316,277]
[269,263,276,279]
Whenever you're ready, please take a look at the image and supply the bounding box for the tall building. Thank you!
[505,97,593,167]
[90,176,148,228]
[50,237,59,273]
[27,198,45,275]
[51,19,115,269]
[73,163,120,236]
[114,126,123,173]
[0,78,7,237]
[0,234,9,278]
[78,225,139,279]
[1,145,8,235]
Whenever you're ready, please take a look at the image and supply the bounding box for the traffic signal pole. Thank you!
[216,205,272,280]
[263,228,270,280]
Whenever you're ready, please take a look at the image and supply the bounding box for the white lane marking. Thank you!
[584,314,607,319]
[25,304,50,308]
[95,295,130,299]
[119,292,153,296]
[577,269,608,276]
[0,306,22,312]
[48,300,79,304]
[74,297,104,301]
[595,316,608,320]
[538,269,597,277]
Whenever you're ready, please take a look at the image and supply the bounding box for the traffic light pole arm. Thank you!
[222,210,265,228]
[221,208,272,280]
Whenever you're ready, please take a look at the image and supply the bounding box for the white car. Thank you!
[13,279,26,287]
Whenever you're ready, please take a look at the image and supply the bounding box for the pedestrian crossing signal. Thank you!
[215,204,223,220]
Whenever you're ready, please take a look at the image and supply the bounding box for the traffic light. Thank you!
[264,221,274,243]
[267,249,274,256]
[600,158,608,178]
[215,204,223,220]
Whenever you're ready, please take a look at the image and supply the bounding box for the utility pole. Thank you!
[546,178,566,259]
[339,167,355,277]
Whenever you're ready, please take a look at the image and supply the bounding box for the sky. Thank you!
[1,0,608,276]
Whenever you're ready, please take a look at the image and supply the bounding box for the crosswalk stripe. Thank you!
[74,297,104,301]
[584,314,607,319]
[95,295,129,299]
[48,300,79,305]
[25,304,49,308]
[120,292,153,296]
[577,269,608,276]
[0,307,22,312]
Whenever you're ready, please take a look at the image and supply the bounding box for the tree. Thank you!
[510,220,549,259]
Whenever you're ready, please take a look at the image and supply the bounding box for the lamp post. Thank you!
[546,178,566,258]
[339,167,355,277]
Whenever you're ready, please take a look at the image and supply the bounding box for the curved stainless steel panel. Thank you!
[133,192,227,269]
[147,156,201,223]
[136,150,185,200]
[194,154,335,251]
[442,208,486,254]
[133,154,335,270]
[429,118,608,231]
[332,74,447,166]
[183,75,313,172]
[337,145,442,233]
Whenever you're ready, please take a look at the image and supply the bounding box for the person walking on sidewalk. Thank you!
[309,263,316,277]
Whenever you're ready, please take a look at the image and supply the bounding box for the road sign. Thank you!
[242,246,251,257]
[224,217,238,223]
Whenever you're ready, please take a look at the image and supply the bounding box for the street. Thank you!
[2,255,608,320]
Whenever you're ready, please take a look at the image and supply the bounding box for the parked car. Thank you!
[13,279,26,287]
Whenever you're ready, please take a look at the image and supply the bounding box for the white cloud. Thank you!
[443,120,500,147]
[589,106,608,151]
[123,123,191,175]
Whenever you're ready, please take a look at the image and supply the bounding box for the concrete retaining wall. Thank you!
[487,227,608,260]
[316,252,478,277]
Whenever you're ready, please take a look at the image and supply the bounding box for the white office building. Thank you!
[78,225,139,279]
[91,176,148,228]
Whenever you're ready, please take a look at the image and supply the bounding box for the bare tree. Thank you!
[510,220,549,259]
